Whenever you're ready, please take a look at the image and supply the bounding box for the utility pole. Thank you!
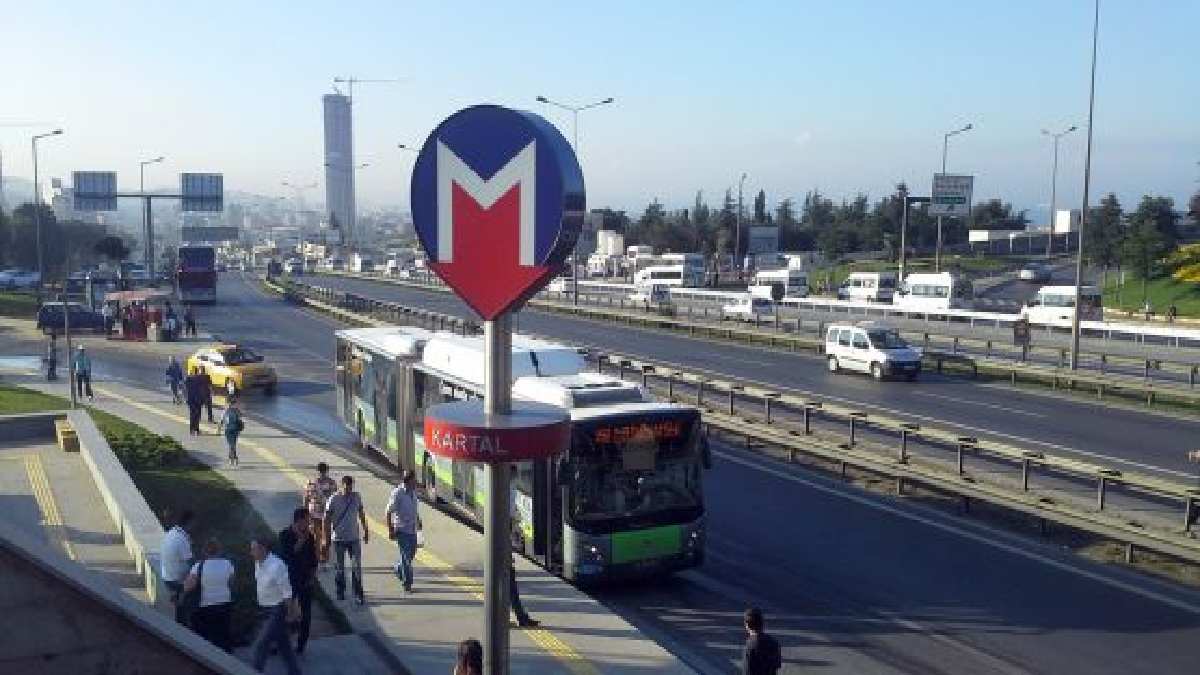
[140,156,165,275]
[1071,0,1100,371]
[937,124,972,272]
[32,129,64,302]
[1042,126,1078,258]
[736,173,747,275]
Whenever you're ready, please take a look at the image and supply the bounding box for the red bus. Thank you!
[176,245,217,304]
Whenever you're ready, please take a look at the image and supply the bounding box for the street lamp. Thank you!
[1041,126,1078,258]
[736,173,747,275]
[1071,0,1100,371]
[139,156,165,274]
[936,123,973,272]
[32,128,64,302]
[536,95,614,306]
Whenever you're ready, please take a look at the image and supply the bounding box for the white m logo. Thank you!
[437,140,537,264]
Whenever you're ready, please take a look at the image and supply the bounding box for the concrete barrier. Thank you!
[69,409,170,609]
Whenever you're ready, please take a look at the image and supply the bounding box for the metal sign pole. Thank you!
[483,313,512,674]
[62,294,76,410]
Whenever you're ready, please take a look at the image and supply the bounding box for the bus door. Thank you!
[336,339,355,425]
[373,366,389,454]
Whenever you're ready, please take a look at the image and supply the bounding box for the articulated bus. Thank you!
[334,326,708,583]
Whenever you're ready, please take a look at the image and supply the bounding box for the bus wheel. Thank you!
[871,363,884,380]
[827,356,839,373]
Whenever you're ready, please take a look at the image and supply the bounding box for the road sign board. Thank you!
[931,173,974,217]
[181,173,224,212]
[72,171,117,211]
[410,104,585,320]
[424,400,569,462]
[181,226,239,243]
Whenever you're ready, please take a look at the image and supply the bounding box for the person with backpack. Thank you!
[166,356,184,405]
[218,399,244,467]
[742,607,783,674]
[303,463,338,569]
[323,475,368,604]
[73,345,94,401]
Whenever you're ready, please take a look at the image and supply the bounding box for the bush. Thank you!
[106,430,185,469]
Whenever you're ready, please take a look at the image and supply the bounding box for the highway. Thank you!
[21,274,1199,673]
[304,272,1200,479]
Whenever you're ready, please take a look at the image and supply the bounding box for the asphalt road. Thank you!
[17,274,1199,674]
[306,273,1200,480]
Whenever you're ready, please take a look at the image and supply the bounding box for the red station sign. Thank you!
[423,400,569,463]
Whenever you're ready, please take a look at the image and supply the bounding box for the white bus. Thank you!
[1021,285,1103,324]
[634,264,704,288]
[750,268,809,300]
[838,271,897,303]
[892,272,973,312]
[334,326,708,583]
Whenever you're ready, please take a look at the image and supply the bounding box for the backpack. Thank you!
[227,408,244,433]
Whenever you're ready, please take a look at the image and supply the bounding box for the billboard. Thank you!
[72,171,117,211]
[181,173,224,212]
[181,226,239,243]
[931,174,973,217]
[747,226,780,255]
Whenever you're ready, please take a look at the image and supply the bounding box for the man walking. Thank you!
[201,366,215,424]
[184,306,197,338]
[166,356,184,404]
[185,367,206,435]
[73,345,94,401]
[741,607,782,675]
[45,333,58,381]
[324,475,368,604]
[302,463,337,569]
[101,301,115,337]
[250,539,301,675]
[278,508,318,656]
[217,398,244,467]
[161,510,195,624]
[385,470,421,593]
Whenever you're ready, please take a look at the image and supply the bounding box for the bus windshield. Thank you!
[567,412,703,528]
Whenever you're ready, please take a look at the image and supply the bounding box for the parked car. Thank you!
[186,344,278,397]
[35,302,106,334]
[722,294,775,320]
[824,322,922,381]
[1018,263,1053,282]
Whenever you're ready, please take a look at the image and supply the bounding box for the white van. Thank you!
[751,268,809,300]
[825,322,922,381]
[893,272,972,311]
[722,294,775,320]
[628,283,671,307]
[1020,286,1103,324]
[838,271,897,303]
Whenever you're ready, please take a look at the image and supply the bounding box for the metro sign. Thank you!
[411,105,585,320]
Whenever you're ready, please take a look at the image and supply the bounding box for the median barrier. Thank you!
[269,278,1200,565]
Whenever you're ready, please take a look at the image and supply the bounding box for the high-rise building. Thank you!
[322,93,355,245]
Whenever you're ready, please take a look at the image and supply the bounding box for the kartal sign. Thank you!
[423,400,570,463]
[410,104,585,320]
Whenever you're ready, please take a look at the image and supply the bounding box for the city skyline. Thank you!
[1,1,1197,222]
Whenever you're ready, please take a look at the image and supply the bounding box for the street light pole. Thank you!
[139,156,165,276]
[1042,126,1078,258]
[936,123,972,272]
[899,185,909,280]
[1071,0,1100,371]
[736,173,747,275]
[535,96,613,306]
[32,129,64,303]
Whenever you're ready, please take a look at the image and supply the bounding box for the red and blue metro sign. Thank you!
[410,105,585,320]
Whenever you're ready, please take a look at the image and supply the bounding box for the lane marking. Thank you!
[714,446,1200,616]
[24,454,77,560]
[911,391,1046,418]
[96,384,598,675]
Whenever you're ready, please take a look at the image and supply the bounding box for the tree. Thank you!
[1084,193,1124,287]
[970,199,1029,231]
[94,235,130,262]
[1120,195,1177,301]
[1190,189,1200,220]
[753,189,768,224]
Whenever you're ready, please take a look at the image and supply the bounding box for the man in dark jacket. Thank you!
[184,367,206,434]
[742,607,782,675]
[278,507,319,655]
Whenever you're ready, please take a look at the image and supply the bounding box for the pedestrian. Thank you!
[453,639,483,675]
[741,607,782,675]
[250,539,301,675]
[1143,300,1153,322]
[510,554,539,628]
[218,398,245,467]
[45,333,58,382]
[101,301,115,337]
[323,475,368,605]
[278,508,318,656]
[161,510,195,624]
[166,356,185,405]
[184,306,197,337]
[385,469,422,593]
[302,463,337,569]
[1168,303,1178,324]
[185,366,206,435]
[73,345,94,401]
[184,537,234,652]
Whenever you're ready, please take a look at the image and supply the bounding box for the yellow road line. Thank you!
[96,385,598,674]
[24,454,77,560]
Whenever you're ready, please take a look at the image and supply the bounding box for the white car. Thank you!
[1018,264,1052,282]
[628,284,670,307]
[722,295,775,320]
[825,322,922,381]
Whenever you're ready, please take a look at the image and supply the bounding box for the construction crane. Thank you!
[332,77,401,101]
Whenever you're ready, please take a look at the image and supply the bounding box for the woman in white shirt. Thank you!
[184,537,235,652]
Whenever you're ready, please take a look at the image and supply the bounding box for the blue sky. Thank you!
[2,1,1197,222]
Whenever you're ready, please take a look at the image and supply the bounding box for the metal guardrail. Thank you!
[268,276,1200,566]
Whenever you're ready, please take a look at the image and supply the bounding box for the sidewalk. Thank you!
[20,375,693,674]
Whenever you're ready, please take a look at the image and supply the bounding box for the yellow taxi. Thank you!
[185,344,278,397]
